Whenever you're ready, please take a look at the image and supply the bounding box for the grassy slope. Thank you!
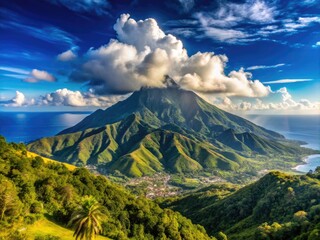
[27,218,109,240]
[1,137,212,240]
[27,151,76,171]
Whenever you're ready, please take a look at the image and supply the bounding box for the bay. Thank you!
[245,114,320,172]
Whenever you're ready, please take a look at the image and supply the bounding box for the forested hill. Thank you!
[161,171,320,240]
[3,134,320,240]
[0,136,212,239]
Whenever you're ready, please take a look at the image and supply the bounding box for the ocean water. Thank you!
[245,115,320,172]
[0,112,91,143]
[0,112,319,172]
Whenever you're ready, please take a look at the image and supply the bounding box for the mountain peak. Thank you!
[57,83,284,140]
[139,75,180,91]
[163,75,179,88]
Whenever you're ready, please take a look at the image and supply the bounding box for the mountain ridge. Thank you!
[28,114,250,177]
[59,87,284,141]
[28,86,317,179]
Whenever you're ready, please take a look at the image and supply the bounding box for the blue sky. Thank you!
[0,0,319,114]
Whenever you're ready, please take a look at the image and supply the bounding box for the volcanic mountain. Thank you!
[27,82,316,178]
[58,85,282,140]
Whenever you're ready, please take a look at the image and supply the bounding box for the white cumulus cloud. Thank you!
[57,49,77,61]
[312,41,320,48]
[0,91,34,107]
[24,69,56,83]
[1,89,126,108]
[70,14,271,97]
[214,87,320,113]
[39,88,127,107]
[10,91,26,106]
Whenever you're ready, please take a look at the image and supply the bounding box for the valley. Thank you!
[124,173,225,198]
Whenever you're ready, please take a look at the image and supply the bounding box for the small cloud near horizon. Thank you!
[263,79,313,84]
[246,63,286,70]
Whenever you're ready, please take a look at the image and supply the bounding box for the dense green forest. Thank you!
[161,171,320,239]
[2,134,320,240]
[0,136,213,239]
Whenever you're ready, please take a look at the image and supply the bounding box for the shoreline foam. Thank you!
[293,154,320,173]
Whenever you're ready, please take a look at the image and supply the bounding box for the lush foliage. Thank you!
[0,136,212,239]
[162,171,320,240]
[2,135,320,240]
[68,196,105,240]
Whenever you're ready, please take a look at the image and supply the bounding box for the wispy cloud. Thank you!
[0,51,45,60]
[2,74,28,79]
[178,0,195,13]
[167,1,320,44]
[47,0,110,15]
[0,66,56,83]
[301,0,318,5]
[0,9,78,47]
[263,79,313,84]
[0,66,29,75]
[283,17,320,32]
[197,0,275,27]
[191,0,276,43]
[164,19,198,27]
[167,28,196,38]
[198,27,249,43]
[246,63,286,70]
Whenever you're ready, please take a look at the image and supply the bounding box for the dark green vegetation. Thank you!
[2,136,320,239]
[161,171,320,239]
[27,85,317,180]
[0,136,213,239]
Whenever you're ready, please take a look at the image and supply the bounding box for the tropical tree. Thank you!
[68,195,105,240]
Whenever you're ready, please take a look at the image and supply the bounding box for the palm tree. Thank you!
[68,196,105,240]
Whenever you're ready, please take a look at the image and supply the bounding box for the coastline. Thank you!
[293,154,320,173]
[245,115,319,174]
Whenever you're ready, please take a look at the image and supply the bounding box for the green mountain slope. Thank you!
[216,129,304,155]
[28,86,318,179]
[162,171,320,239]
[59,86,283,141]
[0,136,212,239]
[28,115,252,177]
